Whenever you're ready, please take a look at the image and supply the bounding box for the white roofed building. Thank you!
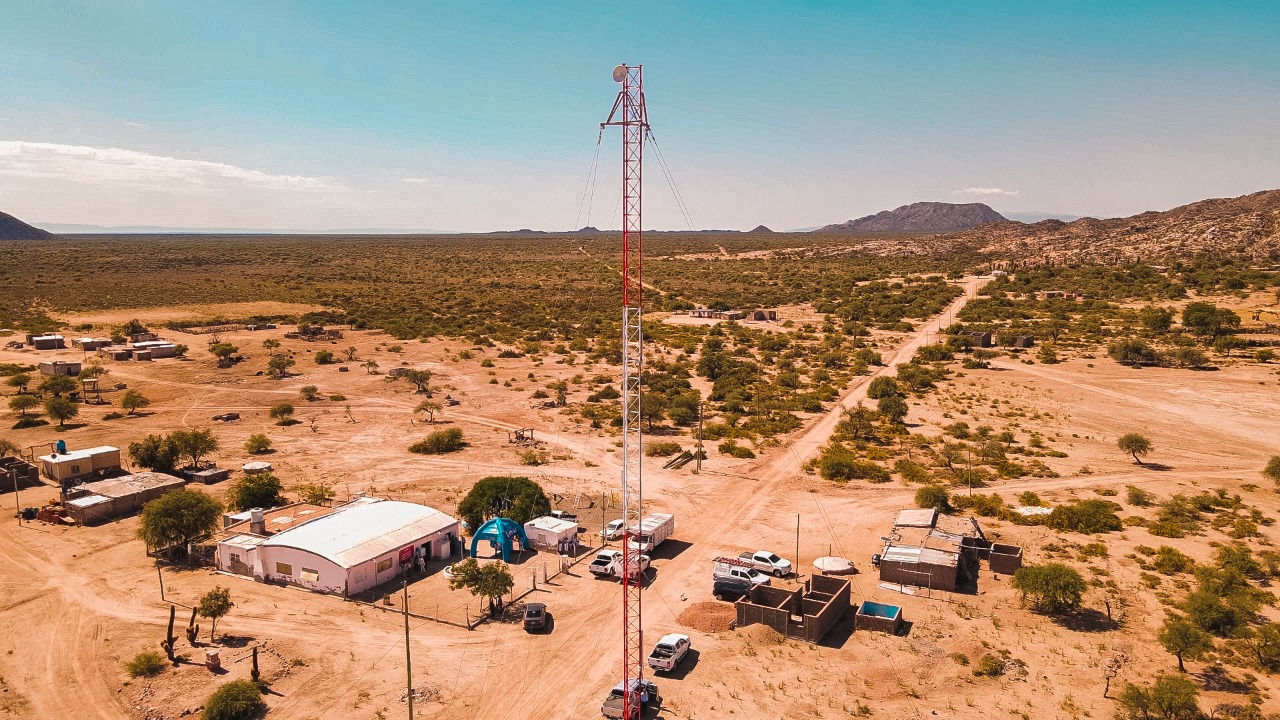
[217,498,459,596]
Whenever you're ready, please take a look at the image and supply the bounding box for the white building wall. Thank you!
[259,546,348,595]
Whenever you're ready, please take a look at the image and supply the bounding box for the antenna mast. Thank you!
[602,62,648,718]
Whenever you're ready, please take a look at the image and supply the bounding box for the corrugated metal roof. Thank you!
[261,500,457,569]
[71,471,183,499]
[882,544,958,568]
[66,494,111,508]
[882,545,922,563]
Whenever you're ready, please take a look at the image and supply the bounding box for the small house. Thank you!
[750,309,779,322]
[38,446,122,485]
[38,360,82,377]
[28,334,66,350]
[62,471,186,524]
[958,331,992,348]
[97,347,131,361]
[73,338,111,351]
[1003,335,1035,348]
[130,341,178,358]
[523,516,579,549]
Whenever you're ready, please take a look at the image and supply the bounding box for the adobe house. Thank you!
[38,360,82,377]
[734,574,851,643]
[62,471,186,525]
[27,334,66,350]
[750,309,779,321]
[0,456,42,492]
[1003,335,1036,348]
[958,331,993,348]
[877,509,1022,592]
[38,446,122,486]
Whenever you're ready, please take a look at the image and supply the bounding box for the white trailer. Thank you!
[523,516,579,550]
[627,513,675,554]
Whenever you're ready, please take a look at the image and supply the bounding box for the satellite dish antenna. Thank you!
[612,64,627,83]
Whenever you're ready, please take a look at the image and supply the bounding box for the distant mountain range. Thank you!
[35,222,457,234]
[0,210,53,240]
[817,202,1006,233]
[1001,211,1082,224]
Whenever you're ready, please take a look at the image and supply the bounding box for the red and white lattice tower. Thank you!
[602,62,648,717]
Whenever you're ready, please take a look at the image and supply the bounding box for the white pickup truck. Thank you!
[646,634,691,673]
[712,556,771,586]
[738,550,793,577]
[589,549,651,580]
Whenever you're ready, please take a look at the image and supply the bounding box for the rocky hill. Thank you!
[936,189,1280,264]
[0,210,53,240]
[817,202,1005,233]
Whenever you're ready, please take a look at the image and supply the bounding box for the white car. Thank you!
[739,550,793,577]
[600,518,628,541]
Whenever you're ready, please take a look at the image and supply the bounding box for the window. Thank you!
[300,568,319,582]
[275,562,293,576]
[230,553,241,564]
[71,464,81,474]
[376,558,393,573]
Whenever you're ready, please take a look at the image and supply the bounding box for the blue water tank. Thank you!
[56,439,67,453]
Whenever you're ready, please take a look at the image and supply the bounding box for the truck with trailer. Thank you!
[627,513,675,554]
[601,678,661,719]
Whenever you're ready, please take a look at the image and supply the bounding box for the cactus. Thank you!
[250,646,260,684]
[162,605,176,660]
[185,606,201,645]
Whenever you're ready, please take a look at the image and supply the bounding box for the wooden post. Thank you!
[403,580,414,720]
[157,563,165,602]
[695,402,704,473]
[794,514,800,578]
[10,471,20,525]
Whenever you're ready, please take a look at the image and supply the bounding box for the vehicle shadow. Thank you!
[649,540,692,561]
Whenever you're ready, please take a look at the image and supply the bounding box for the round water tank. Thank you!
[250,508,265,523]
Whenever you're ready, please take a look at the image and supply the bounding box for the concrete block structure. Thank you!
[735,574,851,643]
[38,360,82,376]
[62,471,186,524]
[38,446,121,485]
[855,601,904,634]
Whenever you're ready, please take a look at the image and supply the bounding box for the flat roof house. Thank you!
[38,446,121,485]
[63,471,186,524]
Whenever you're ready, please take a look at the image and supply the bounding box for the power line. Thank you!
[646,129,695,231]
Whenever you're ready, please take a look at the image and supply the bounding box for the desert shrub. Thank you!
[1153,546,1195,574]
[314,350,334,364]
[299,385,320,401]
[1017,491,1044,507]
[816,445,889,482]
[1109,338,1159,366]
[1079,542,1108,559]
[718,441,756,459]
[644,442,682,458]
[1116,674,1200,720]
[951,492,1009,518]
[948,652,970,666]
[866,376,899,399]
[519,449,550,466]
[1046,500,1122,534]
[268,402,295,425]
[244,434,272,454]
[1148,521,1186,538]
[915,485,951,512]
[1126,485,1156,507]
[893,459,930,483]
[972,653,1005,677]
[1012,563,1086,613]
[125,650,168,678]
[1263,455,1280,484]
[409,428,466,454]
[103,411,125,420]
[201,679,266,720]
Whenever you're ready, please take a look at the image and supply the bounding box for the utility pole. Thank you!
[9,471,20,525]
[157,563,165,601]
[695,401,703,474]
[403,579,414,720]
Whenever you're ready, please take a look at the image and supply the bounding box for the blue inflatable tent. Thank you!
[470,517,530,561]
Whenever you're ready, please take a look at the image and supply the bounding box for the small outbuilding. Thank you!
[130,341,178,358]
[62,471,186,524]
[39,360,82,377]
[523,516,579,550]
[39,446,122,485]
[735,574,851,643]
[470,517,530,561]
[27,334,66,350]
[73,338,112,351]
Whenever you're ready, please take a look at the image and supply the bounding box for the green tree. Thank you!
[137,489,222,551]
[1118,433,1153,465]
[210,343,239,366]
[1116,673,1200,720]
[201,679,264,720]
[297,482,334,505]
[130,434,180,473]
[1238,624,1280,673]
[1157,615,1212,672]
[1263,456,1280,484]
[866,376,899,399]
[1181,302,1240,337]
[1011,563,1086,614]
[0,438,20,457]
[447,558,515,616]
[299,385,320,401]
[78,363,108,380]
[170,429,219,468]
[915,485,951,512]
[269,402,295,424]
[1036,344,1059,364]
[314,350,334,365]
[877,394,908,424]
[196,586,234,642]
[409,427,466,454]
[639,393,668,429]
[172,344,189,358]
[413,400,442,424]
[244,433,272,454]
[5,373,31,392]
[226,472,286,512]
[342,346,358,362]
[1109,338,1157,366]
[262,338,280,350]
[39,374,77,397]
[44,397,78,428]
[1256,348,1276,363]
[9,393,40,416]
[266,354,294,379]
[456,475,551,530]
[1139,305,1174,334]
[1046,499,1123,534]
[121,389,150,415]
[403,368,432,394]
[362,359,379,375]
[1213,335,1248,357]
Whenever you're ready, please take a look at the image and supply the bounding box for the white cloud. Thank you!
[952,187,1019,197]
[0,140,342,192]
[125,121,148,129]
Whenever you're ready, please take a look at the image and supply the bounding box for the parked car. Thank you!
[589,550,651,580]
[712,557,771,586]
[712,575,753,602]
[550,509,579,523]
[647,634,691,672]
[523,602,548,632]
[601,678,661,719]
[600,518,628,541]
[211,412,240,421]
[738,550,792,577]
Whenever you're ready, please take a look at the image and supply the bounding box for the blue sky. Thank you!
[1,1,1278,231]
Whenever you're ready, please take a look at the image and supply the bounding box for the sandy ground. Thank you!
[2,277,1279,719]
